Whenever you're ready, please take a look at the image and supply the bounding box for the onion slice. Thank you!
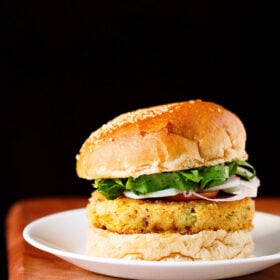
[187,185,247,202]
[124,188,182,199]
[124,174,261,201]
[206,176,241,191]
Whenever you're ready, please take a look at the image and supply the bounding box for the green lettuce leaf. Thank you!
[92,160,257,200]
[94,178,125,200]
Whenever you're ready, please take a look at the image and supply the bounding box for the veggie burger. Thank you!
[76,99,260,261]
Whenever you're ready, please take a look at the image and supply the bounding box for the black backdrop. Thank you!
[1,1,277,278]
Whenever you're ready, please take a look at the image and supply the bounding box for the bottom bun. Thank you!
[86,225,254,261]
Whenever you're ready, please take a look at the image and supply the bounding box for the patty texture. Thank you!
[86,191,255,234]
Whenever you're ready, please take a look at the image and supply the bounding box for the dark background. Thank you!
[1,1,277,279]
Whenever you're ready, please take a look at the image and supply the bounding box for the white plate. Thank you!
[23,209,280,280]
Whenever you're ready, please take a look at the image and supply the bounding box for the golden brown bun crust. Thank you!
[76,99,248,179]
[86,225,254,261]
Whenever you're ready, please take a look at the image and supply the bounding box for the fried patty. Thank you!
[86,191,255,234]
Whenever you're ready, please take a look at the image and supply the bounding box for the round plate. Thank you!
[23,209,280,280]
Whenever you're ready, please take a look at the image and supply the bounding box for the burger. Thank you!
[75,99,260,261]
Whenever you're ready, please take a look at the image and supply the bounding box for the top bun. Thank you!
[76,100,248,179]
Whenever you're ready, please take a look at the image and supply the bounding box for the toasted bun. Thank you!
[86,225,254,261]
[76,99,248,179]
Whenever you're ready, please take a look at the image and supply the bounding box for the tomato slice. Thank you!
[162,190,219,201]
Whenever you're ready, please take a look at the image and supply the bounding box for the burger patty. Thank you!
[87,191,255,234]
